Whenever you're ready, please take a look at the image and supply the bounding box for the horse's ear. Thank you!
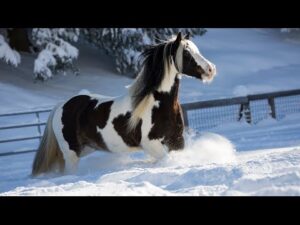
[175,32,182,44]
[184,32,190,40]
[173,32,182,51]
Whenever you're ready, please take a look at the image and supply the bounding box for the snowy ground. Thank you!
[1,112,300,195]
[1,132,300,196]
[1,28,300,195]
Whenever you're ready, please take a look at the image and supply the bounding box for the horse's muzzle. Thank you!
[202,64,217,83]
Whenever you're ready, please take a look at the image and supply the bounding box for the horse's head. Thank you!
[172,32,216,83]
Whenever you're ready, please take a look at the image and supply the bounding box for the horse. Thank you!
[31,32,216,176]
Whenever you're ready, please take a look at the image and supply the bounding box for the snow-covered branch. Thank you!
[32,28,80,80]
[0,34,21,67]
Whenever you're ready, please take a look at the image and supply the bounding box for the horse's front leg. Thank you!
[141,138,168,160]
[166,135,185,152]
[62,149,80,174]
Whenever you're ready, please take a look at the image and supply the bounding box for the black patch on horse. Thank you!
[182,48,205,79]
[79,100,114,152]
[62,95,113,156]
[112,112,142,147]
[148,78,185,151]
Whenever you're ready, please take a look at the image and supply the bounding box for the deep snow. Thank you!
[1,133,300,196]
[1,28,300,195]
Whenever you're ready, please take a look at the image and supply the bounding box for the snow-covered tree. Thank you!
[0,29,21,67]
[83,28,206,76]
[32,28,80,80]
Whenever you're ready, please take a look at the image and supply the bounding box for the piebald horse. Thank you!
[32,32,216,176]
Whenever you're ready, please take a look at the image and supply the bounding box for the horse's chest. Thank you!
[111,112,142,148]
[148,103,184,140]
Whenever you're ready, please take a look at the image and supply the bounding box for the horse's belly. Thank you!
[101,126,141,153]
[98,116,141,153]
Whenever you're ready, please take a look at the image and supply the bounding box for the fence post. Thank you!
[238,101,251,124]
[268,97,276,119]
[35,112,42,141]
[182,109,189,127]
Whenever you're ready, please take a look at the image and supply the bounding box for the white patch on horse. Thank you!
[142,138,167,159]
[138,95,167,159]
[97,95,139,153]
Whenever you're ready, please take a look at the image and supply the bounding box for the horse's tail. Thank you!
[31,104,64,177]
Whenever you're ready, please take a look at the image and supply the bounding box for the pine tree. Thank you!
[32,28,80,80]
[0,29,21,67]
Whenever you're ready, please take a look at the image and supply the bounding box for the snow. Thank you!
[0,34,21,67]
[281,28,300,33]
[1,134,300,195]
[1,111,300,196]
[163,133,237,166]
[34,39,79,80]
[32,28,79,80]
[34,49,57,79]
[1,28,300,195]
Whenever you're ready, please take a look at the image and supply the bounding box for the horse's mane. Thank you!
[129,37,177,109]
[127,36,179,130]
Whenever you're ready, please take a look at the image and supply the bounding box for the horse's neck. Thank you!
[127,64,180,130]
[129,59,179,95]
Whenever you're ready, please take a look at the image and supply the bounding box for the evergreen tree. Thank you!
[32,28,80,80]
[0,29,21,67]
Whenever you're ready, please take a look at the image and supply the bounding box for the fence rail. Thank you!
[1,89,300,157]
[0,108,52,117]
[181,89,300,130]
[0,108,52,156]
[0,122,47,131]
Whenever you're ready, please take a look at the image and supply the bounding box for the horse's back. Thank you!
[53,93,144,156]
